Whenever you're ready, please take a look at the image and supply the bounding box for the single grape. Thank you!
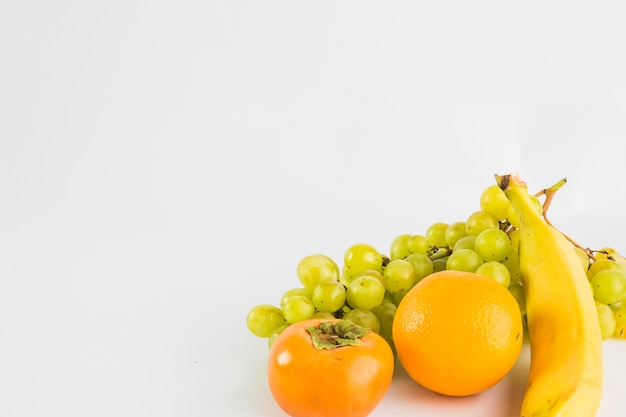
[311,311,336,320]
[383,259,416,294]
[573,246,590,272]
[508,281,526,317]
[480,184,511,221]
[339,265,353,286]
[268,324,289,349]
[425,222,449,248]
[465,210,499,236]
[346,275,386,311]
[296,254,340,290]
[312,280,347,313]
[246,304,286,338]
[370,300,396,339]
[613,304,626,339]
[453,235,476,252]
[407,234,429,255]
[390,234,412,260]
[342,308,381,333]
[506,204,520,228]
[280,287,313,309]
[445,221,468,249]
[446,248,483,273]
[282,295,315,324]
[344,243,384,277]
[595,301,616,340]
[370,300,398,358]
[587,258,623,280]
[501,247,521,283]
[474,228,511,262]
[432,258,448,273]
[595,247,620,260]
[405,253,434,284]
[476,261,511,287]
[591,269,626,305]
[355,269,385,286]
[595,247,626,270]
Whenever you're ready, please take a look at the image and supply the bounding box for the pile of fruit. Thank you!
[246,174,625,417]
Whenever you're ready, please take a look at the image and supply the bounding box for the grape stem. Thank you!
[429,247,452,260]
[534,177,597,261]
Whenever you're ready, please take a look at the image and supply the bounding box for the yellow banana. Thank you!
[496,174,603,417]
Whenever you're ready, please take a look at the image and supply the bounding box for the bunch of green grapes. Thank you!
[247,181,626,350]
[584,248,626,340]
[246,244,401,354]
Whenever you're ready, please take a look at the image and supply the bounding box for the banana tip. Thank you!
[495,173,526,190]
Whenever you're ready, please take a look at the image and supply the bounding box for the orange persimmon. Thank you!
[267,319,395,417]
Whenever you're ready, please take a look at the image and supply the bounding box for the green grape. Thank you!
[282,295,315,324]
[595,301,616,340]
[476,261,511,287]
[453,235,476,252]
[591,269,626,305]
[474,228,511,262]
[370,300,398,358]
[501,248,521,283]
[432,258,448,273]
[405,253,434,284]
[343,308,381,333]
[425,222,449,248]
[344,243,383,277]
[383,259,416,294]
[587,258,623,280]
[508,281,526,316]
[574,247,590,272]
[446,248,483,273]
[407,234,429,255]
[296,254,340,290]
[355,269,385,286]
[346,275,386,310]
[595,247,626,270]
[339,265,353,286]
[370,300,396,338]
[312,280,347,313]
[479,184,511,221]
[506,204,520,228]
[465,210,499,236]
[392,291,407,307]
[445,221,468,249]
[268,324,289,349]
[613,304,626,339]
[390,234,412,260]
[311,311,335,319]
[280,287,313,308]
[246,304,286,338]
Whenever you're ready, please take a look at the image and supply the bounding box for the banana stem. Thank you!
[534,177,597,261]
[534,177,567,216]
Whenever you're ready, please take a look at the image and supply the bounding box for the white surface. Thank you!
[1,1,626,416]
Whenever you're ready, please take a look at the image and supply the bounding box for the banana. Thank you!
[496,174,603,417]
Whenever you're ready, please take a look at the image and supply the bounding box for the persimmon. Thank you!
[267,319,395,417]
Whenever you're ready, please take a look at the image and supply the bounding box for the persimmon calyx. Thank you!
[306,320,369,350]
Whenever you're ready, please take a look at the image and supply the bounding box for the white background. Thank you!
[1,1,625,416]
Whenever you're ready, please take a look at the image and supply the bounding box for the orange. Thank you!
[392,269,523,396]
